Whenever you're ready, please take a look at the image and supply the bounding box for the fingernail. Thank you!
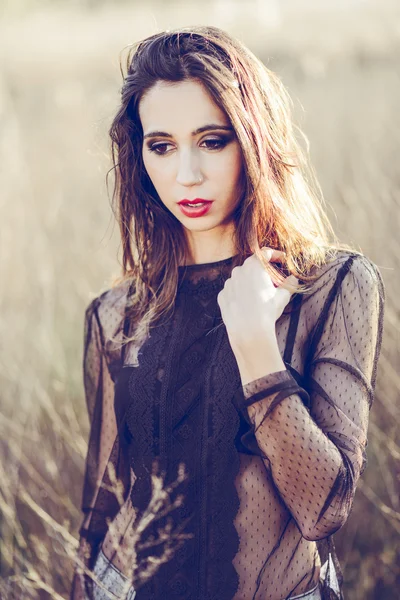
[262,247,273,257]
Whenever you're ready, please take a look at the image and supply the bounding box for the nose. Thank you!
[176,148,203,186]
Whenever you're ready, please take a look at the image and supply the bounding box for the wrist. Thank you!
[234,339,285,387]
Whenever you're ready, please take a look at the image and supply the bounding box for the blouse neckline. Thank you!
[177,254,240,293]
[178,254,239,270]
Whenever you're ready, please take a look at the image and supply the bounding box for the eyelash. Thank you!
[147,137,229,156]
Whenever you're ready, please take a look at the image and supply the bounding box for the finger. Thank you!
[274,286,292,319]
[281,274,298,293]
[269,249,286,263]
[261,247,273,261]
[274,275,299,317]
[261,247,286,263]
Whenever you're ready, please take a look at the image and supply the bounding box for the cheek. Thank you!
[220,145,244,187]
[143,154,170,188]
[214,145,242,176]
[233,143,244,170]
[223,148,245,206]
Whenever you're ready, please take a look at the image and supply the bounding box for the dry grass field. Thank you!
[0,1,399,598]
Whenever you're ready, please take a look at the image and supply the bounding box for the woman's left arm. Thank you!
[227,255,385,541]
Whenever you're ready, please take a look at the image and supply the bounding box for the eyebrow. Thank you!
[143,124,234,140]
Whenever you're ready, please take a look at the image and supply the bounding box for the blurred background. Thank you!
[0,0,399,598]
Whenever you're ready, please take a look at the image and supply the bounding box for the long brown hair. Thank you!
[107,25,353,347]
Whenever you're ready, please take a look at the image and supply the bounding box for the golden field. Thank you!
[0,2,399,598]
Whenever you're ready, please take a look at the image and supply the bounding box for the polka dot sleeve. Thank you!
[71,291,131,599]
[234,255,384,542]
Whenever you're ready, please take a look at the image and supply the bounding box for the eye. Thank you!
[200,137,229,150]
[147,142,173,156]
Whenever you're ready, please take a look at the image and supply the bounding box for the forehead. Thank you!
[138,79,229,132]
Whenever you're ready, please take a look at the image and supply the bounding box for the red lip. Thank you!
[178,198,213,205]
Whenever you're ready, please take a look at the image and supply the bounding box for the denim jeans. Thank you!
[91,548,322,600]
[91,548,136,600]
[288,582,322,599]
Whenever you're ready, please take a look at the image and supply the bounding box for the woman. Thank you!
[71,26,385,600]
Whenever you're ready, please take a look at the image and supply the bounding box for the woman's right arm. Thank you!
[70,296,127,599]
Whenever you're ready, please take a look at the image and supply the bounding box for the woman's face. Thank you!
[139,79,244,240]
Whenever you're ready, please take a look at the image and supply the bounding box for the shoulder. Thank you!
[299,250,385,349]
[306,250,384,301]
[83,277,135,380]
[84,277,134,342]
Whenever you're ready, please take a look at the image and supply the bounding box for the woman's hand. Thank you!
[217,247,298,384]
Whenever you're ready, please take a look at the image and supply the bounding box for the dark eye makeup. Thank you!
[146,135,233,156]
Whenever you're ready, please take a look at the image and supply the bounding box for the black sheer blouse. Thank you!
[70,250,385,600]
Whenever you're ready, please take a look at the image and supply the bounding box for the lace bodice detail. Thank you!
[71,251,385,600]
